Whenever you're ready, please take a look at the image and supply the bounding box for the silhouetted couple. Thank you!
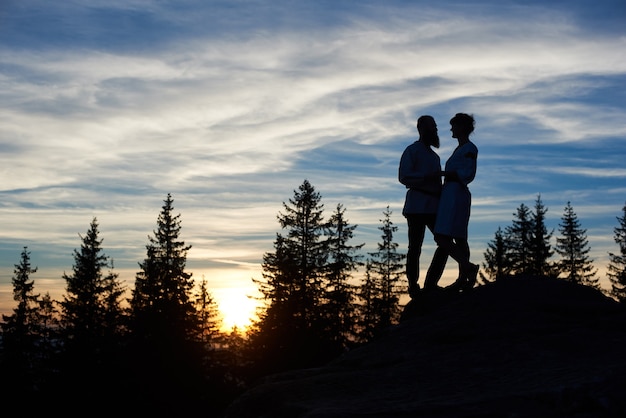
[399,113,479,298]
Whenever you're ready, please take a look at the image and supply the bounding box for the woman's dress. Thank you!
[434,141,478,239]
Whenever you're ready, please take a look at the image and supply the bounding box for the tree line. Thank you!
[481,194,626,303]
[0,183,407,414]
[1,194,233,414]
[2,182,626,414]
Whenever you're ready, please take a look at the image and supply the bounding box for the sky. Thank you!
[1,0,625,330]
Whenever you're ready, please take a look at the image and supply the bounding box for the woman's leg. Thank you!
[434,234,478,291]
[455,238,478,289]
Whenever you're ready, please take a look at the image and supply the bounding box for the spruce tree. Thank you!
[131,193,196,342]
[55,218,125,405]
[129,194,207,410]
[322,203,364,351]
[356,261,380,343]
[36,292,59,369]
[529,195,555,277]
[505,203,533,275]
[192,277,227,388]
[555,202,599,288]
[481,227,512,282]
[277,179,328,321]
[249,179,329,373]
[608,203,626,302]
[101,264,127,340]
[1,247,40,388]
[365,206,405,331]
[248,235,293,375]
[193,277,222,344]
[60,218,122,354]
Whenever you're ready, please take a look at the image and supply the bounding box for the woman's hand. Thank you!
[443,171,459,181]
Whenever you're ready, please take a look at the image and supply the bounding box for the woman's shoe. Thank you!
[445,277,465,292]
[462,263,479,291]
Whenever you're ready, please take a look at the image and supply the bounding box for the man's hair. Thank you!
[417,115,435,135]
[417,115,439,148]
[417,115,435,133]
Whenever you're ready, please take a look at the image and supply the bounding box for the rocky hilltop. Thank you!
[223,277,626,417]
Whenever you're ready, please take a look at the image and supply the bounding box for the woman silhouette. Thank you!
[434,113,480,291]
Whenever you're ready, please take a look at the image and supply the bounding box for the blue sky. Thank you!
[1,0,625,328]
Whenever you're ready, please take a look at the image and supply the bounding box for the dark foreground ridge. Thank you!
[223,277,626,417]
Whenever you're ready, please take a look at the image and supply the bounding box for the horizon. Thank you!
[1,0,625,330]
[1,190,623,331]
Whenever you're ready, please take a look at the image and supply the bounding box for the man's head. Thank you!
[417,115,439,148]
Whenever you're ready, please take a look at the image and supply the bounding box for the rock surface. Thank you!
[222,277,626,417]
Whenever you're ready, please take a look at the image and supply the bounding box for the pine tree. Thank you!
[528,195,555,277]
[608,203,626,302]
[249,180,329,373]
[481,227,512,282]
[131,193,196,342]
[322,203,364,351]
[555,202,599,288]
[364,206,405,331]
[0,247,40,388]
[60,218,122,354]
[505,203,533,275]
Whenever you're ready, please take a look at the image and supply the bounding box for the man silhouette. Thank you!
[399,116,448,298]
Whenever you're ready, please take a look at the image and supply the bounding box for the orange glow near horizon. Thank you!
[214,287,260,333]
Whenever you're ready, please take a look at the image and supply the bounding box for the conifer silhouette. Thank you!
[555,202,599,288]
[608,203,626,302]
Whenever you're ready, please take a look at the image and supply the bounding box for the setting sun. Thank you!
[215,287,259,332]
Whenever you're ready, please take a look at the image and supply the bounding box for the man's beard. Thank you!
[430,134,440,149]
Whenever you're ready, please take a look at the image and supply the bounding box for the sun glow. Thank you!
[215,287,259,333]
